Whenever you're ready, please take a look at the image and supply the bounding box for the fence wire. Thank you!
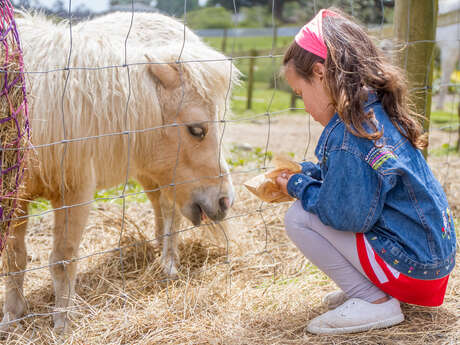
[0,0,458,338]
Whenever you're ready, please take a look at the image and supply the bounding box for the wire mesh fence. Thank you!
[0,0,459,343]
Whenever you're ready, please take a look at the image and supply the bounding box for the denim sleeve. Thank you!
[300,161,322,180]
[287,150,392,233]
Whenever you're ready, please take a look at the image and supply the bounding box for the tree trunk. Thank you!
[394,0,438,158]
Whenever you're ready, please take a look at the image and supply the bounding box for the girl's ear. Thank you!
[312,62,325,81]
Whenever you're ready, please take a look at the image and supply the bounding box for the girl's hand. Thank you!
[275,170,295,196]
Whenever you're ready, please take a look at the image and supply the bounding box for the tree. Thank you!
[156,0,199,17]
[110,0,151,5]
[207,0,394,24]
[186,6,232,29]
[207,0,298,22]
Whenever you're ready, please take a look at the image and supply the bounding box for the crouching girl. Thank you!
[275,8,457,335]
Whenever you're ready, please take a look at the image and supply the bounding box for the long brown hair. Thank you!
[283,8,427,149]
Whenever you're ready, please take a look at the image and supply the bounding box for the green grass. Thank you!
[203,36,292,54]
[29,181,148,215]
[230,81,302,119]
[93,180,148,205]
[431,105,459,129]
[429,143,459,157]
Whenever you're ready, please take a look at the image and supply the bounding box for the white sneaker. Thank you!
[322,290,349,310]
[306,298,404,335]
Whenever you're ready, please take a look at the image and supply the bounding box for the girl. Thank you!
[276,8,457,335]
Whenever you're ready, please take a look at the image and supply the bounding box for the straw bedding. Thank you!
[0,116,458,343]
[0,174,458,344]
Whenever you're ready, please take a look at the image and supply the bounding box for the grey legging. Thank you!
[284,201,387,303]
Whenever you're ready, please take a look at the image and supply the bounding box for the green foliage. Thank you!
[429,143,458,157]
[28,180,149,215]
[226,144,273,170]
[110,0,150,5]
[29,198,52,215]
[186,7,233,29]
[156,0,199,17]
[431,107,460,128]
[206,0,394,25]
[239,6,273,28]
[93,180,148,205]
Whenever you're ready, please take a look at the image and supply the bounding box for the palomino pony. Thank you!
[1,11,239,331]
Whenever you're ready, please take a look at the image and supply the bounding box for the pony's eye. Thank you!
[187,125,206,139]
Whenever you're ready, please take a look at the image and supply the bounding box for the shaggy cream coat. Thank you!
[1,11,239,332]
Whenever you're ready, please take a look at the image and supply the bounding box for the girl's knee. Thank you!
[284,201,315,236]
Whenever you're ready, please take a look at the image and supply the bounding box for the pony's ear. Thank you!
[145,54,180,89]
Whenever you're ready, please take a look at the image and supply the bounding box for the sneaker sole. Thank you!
[306,313,405,335]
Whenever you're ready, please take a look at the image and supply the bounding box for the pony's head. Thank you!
[140,48,240,226]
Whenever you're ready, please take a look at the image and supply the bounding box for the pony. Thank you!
[1,11,239,332]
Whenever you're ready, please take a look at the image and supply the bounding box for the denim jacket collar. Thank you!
[315,113,341,163]
[364,91,379,107]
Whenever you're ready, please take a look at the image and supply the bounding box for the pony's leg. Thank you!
[49,183,94,332]
[137,176,179,277]
[158,193,181,277]
[136,177,164,248]
[0,200,29,331]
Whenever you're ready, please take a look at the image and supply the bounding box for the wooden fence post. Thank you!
[394,0,438,158]
[290,91,297,109]
[221,28,228,53]
[246,49,257,110]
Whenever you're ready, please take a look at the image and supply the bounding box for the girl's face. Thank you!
[284,62,335,127]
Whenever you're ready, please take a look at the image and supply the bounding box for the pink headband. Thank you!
[295,9,339,60]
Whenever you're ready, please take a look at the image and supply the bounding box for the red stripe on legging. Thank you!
[356,233,449,307]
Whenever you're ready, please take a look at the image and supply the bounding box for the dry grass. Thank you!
[0,173,458,344]
[0,113,459,344]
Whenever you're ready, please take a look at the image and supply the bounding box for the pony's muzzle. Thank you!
[219,196,231,213]
[183,187,234,226]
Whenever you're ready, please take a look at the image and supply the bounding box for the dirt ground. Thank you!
[0,112,459,344]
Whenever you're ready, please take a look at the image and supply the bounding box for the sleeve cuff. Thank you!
[300,161,322,180]
[287,173,310,199]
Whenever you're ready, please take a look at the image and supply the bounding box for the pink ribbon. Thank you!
[294,9,339,60]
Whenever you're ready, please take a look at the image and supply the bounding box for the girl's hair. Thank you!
[283,8,427,149]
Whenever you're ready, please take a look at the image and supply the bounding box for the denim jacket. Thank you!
[287,93,457,280]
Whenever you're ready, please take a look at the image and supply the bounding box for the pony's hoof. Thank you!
[53,315,71,334]
[0,313,23,335]
[161,258,179,279]
[163,265,179,279]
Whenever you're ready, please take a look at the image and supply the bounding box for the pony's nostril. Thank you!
[219,197,230,212]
